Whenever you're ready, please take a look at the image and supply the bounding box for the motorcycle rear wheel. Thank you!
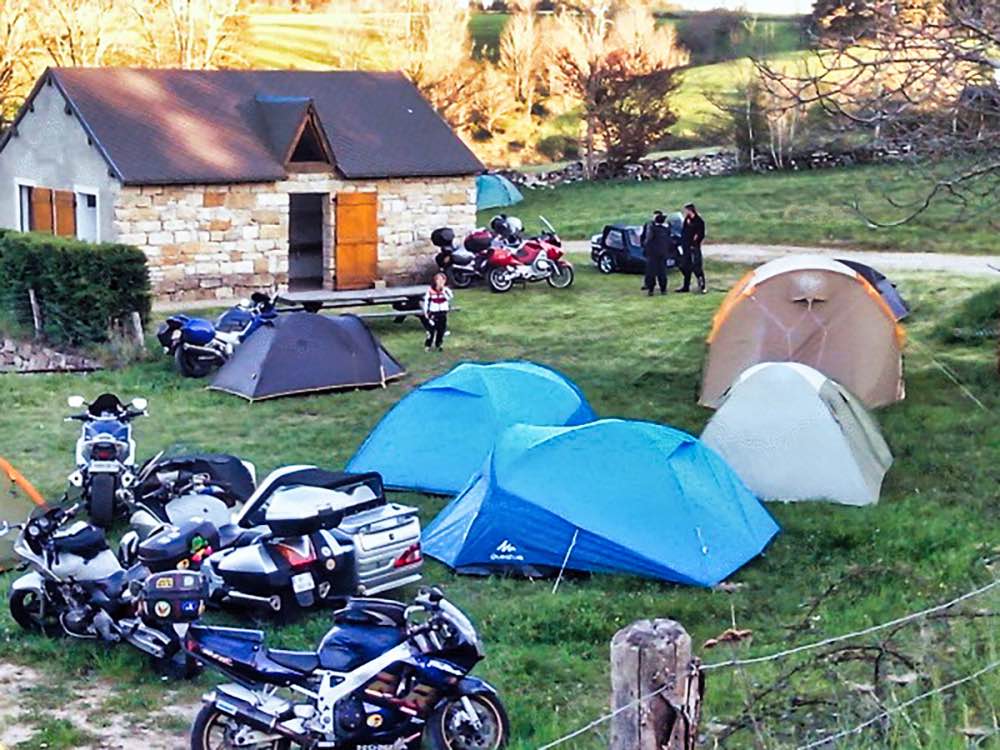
[175,346,216,378]
[9,589,58,635]
[190,704,291,750]
[88,472,116,528]
[487,267,514,293]
[547,264,575,289]
[449,268,476,289]
[426,693,510,750]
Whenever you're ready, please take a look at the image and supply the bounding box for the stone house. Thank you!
[0,68,483,301]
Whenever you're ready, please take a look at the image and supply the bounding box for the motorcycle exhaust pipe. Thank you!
[180,344,224,359]
[223,589,282,611]
[211,692,317,748]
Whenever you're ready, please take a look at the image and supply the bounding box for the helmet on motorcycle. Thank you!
[489,214,510,237]
[506,216,523,238]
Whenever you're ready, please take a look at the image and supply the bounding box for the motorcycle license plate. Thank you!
[87,461,121,473]
[292,572,315,594]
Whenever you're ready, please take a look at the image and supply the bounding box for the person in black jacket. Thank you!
[639,211,672,296]
[678,203,706,293]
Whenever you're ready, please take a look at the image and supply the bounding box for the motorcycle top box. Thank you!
[139,570,208,624]
[137,519,220,573]
[430,226,455,247]
[263,487,348,536]
[179,317,216,346]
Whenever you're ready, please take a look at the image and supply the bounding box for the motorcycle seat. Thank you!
[52,525,109,558]
[267,649,320,674]
[218,523,267,549]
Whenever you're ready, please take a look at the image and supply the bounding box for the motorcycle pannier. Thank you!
[430,227,455,248]
[139,570,208,624]
[464,230,493,253]
[138,519,220,573]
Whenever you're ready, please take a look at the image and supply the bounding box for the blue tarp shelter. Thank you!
[476,173,523,211]
[347,361,596,495]
[423,420,780,587]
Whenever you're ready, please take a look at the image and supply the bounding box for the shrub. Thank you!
[537,134,580,161]
[0,230,151,346]
[933,283,1000,346]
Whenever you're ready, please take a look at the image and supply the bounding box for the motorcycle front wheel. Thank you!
[174,346,216,378]
[487,267,514,293]
[190,705,291,750]
[547,264,575,289]
[449,268,476,289]
[88,473,117,528]
[426,693,510,750]
[9,589,59,634]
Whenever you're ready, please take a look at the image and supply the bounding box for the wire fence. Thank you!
[534,576,1000,750]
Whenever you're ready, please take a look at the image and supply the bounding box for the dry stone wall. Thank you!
[114,173,476,302]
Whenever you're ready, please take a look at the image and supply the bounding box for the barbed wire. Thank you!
[536,683,671,750]
[794,658,1000,750]
[701,576,1000,672]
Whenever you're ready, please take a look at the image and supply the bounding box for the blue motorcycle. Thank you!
[168,585,509,750]
[156,292,277,378]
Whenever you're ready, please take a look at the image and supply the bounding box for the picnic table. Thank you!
[276,286,429,322]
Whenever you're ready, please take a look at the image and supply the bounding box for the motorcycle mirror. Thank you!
[239,298,251,308]
[130,397,148,411]
[67,395,85,409]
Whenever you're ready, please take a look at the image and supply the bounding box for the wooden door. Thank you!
[335,191,378,290]
[30,188,53,233]
[54,190,76,237]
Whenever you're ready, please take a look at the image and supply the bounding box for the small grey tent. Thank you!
[701,362,893,506]
[209,313,404,401]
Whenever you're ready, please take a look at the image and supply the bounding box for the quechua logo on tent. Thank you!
[491,539,524,562]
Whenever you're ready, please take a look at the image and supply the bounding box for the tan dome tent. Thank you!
[700,256,905,409]
[701,363,893,506]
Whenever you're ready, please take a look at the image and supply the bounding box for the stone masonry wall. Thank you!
[114,173,477,302]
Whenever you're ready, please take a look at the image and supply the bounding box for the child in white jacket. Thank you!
[421,272,453,351]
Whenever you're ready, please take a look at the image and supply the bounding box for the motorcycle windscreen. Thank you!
[0,458,49,571]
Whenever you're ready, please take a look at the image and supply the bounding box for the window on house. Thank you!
[17,186,95,240]
[289,119,329,163]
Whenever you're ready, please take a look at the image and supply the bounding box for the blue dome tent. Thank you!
[423,420,780,587]
[347,361,596,495]
[476,173,523,211]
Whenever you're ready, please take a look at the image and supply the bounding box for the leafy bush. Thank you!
[537,134,580,161]
[933,283,1000,346]
[0,230,150,346]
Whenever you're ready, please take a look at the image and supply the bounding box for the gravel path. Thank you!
[565,241,1000,276]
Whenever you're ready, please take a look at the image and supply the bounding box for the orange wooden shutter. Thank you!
[335,192,378,290]
[30,188,54,233]
[53,190,77,237]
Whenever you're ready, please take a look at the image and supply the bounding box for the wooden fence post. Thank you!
[610,619,703,750]
[27,288,43,339]
[129,311,145,349]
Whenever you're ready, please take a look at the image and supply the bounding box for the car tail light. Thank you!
[92,444,117,461]
[394,543,422,569]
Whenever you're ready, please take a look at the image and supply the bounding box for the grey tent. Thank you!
[209,313,404,401]
[701,362,893,506]
[836,259,909,320]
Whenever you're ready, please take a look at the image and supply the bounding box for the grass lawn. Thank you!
[0,258,998,747]
[493,164,1000,255]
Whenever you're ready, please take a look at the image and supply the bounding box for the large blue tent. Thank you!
[476,173,523,211]
[347,361,596,495]
[423,420,780,587]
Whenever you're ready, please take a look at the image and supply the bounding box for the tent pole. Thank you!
[551,528,580,595]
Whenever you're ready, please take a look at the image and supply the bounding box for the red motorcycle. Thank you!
[484,216,574,293]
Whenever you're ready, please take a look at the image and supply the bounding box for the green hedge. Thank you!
[0,229,151,345]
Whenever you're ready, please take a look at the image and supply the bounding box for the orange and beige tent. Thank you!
[700,256,905,409]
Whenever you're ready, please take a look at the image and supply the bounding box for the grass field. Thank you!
[491,164,1000,255]
[0,258,998,748]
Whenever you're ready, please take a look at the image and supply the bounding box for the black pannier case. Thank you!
[138,519,220,573]
[139,570,208,624]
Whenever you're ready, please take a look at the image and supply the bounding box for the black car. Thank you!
[590,217,683,274]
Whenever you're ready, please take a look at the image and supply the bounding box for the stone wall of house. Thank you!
[114,173,477,302]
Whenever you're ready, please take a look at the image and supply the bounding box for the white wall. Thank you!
[0,81,120,240]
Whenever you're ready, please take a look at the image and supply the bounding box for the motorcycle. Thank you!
[484,216,574,293]
[431,227,493,289]
[180,586,509,750]
[156,292,277,378]
[2,503,206,677]
[66,392,147,528]
[203,469,423,615]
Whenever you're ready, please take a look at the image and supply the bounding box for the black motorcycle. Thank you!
[431,227,492,289]
[169,585,509,750]
[2,503,208,677]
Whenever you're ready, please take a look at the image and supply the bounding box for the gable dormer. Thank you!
[254,94,334,173]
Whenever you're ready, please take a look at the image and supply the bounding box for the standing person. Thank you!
[640,211,672,296]
[678,202,707,293]
[421,272,453,352]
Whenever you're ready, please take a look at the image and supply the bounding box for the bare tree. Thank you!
[130,0,249,69]
[758,0,1000,223]
[28,0,129,67]
[550,3,688,176]
[498,2,540,122]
